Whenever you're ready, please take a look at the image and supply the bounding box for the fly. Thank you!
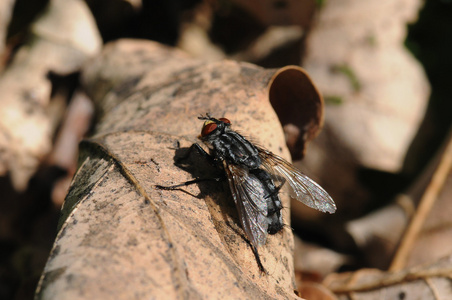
[156,114,336,272]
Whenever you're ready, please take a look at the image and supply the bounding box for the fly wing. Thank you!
[258,148,336,214]
[224,162,268,248]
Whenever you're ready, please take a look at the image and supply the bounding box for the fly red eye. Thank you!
[201,122,217,137]
[219,118,231,124]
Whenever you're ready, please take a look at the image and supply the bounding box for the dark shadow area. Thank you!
[159,144,236,220]
[403,0,452,177]
[85,0,201,45]
[210,4,265,55]
[166,145,225,195]
[161,144,258,261]
[0,167,63,300]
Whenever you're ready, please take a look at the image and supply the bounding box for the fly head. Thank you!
[198,114,232,144]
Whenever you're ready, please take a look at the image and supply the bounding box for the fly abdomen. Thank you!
[250,168,284,235]
[267,214,284,234]
[265,192,284,234]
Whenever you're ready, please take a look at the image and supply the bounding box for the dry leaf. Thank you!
[48,91,94,206]
[0,0,14,59]
[345,200,411,269]
[303,0,430,173]
[324,255,452,300]
[36,39,327,299]
[0,0,101,190]
[231,26,304,64]
[391,132,452,270]
[324,135,452,298]
[294,237,350,280]
[177,2,308,66]
[405,170,452,268]
[298,282,338,300]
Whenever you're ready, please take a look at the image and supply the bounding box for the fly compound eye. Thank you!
[201,121,217,137]
[219,118,231,124]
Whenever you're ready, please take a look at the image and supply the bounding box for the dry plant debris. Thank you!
[1,0,446,299]
[0,0,101,190]
[303,0,430,173]
[36,39,326,299]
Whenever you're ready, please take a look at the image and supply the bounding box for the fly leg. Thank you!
[251,245,267,274]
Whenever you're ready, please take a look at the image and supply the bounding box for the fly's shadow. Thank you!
[156,142,255,259]
[161,144,226,197]
[157,142,239,212]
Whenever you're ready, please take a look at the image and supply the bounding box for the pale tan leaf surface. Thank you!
[303,0,430,173]
[293,0,429,234]
[0,0,101,190]
[37,39,326,299]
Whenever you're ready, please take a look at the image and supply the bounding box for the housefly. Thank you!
[156,114,336,272]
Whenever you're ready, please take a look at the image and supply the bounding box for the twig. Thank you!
[390,131,452,271]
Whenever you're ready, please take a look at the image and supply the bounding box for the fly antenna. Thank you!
[198,113,213,121]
